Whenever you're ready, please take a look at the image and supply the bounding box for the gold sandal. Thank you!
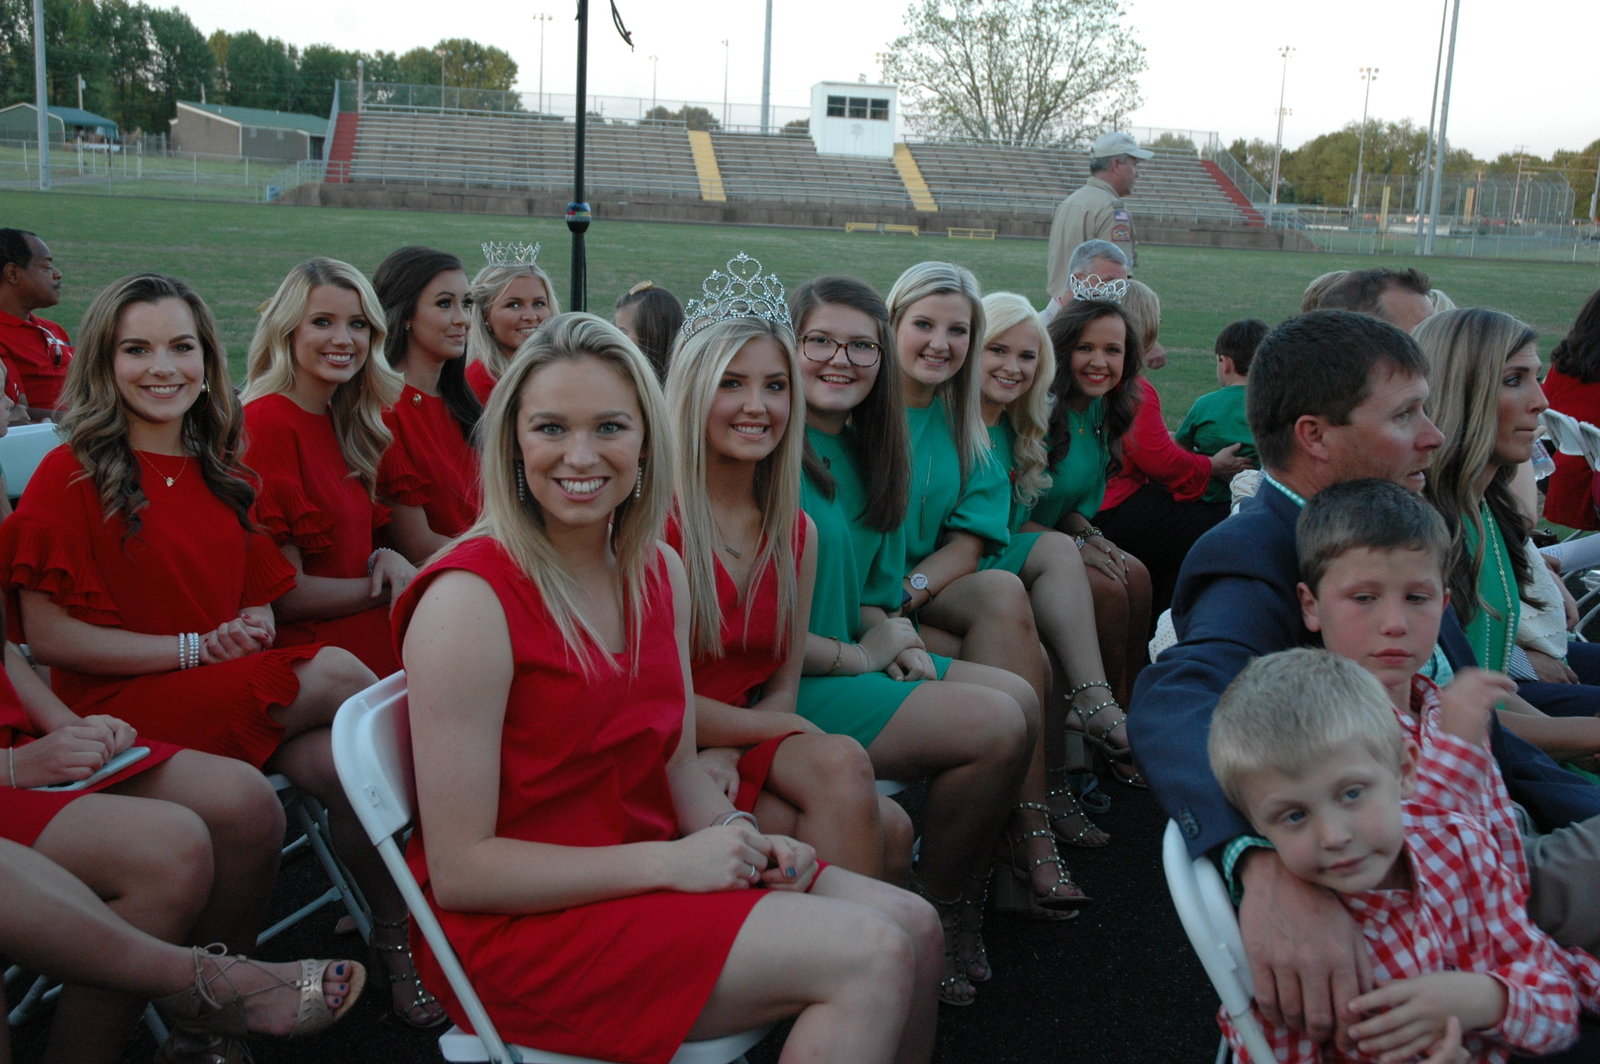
[153,942,365,1045]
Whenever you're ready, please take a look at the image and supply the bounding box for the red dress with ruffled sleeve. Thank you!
[0,446,317,768]
[243,393,399,677]
[464,360,497,406]
[378,384,482,539]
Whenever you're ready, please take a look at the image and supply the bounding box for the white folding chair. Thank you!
[1541,409,1585,457]
[256,774,371,946]
[1161,821,1275,1064]
[1578,421,1600,474]
[331,673,770,1064]
[0,421,62,501]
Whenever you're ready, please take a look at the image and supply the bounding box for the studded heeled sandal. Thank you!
[1045,768,1111,848]
[993,803,1092,920]
[912,880,977,1007]
[370,918,449,1029]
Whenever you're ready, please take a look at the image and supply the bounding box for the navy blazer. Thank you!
[1129,482,1600,859]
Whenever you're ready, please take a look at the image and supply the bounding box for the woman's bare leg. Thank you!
[756,734,888,879]
[687,868,941,1064]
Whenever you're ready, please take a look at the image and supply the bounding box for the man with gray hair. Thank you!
[1317,266,1434,333]
[1046,131,1152,303]
[1042,239,1129,323]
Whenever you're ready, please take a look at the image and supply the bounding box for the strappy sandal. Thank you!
[153,942,365,1055]
[956,869,994,983]
[1065,681,1131,760]
[993,803,1092,919]
[912,880,977,1007]
[1045,770,1111,848]
[371,917,449,1029]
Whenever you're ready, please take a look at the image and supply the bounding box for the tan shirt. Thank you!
[1045,176,1135,300]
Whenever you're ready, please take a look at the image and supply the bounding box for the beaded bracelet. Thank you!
[1073,524,1106,548]
[178,631,201,670]
[714,810,760,832]
[367,547,393,575]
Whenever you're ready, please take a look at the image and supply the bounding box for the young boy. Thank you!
[1176,318,1265,504]
[1210,648,1598,1063]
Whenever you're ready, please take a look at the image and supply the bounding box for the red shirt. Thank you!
[0,308,73,410]
[1100,377,1211,511]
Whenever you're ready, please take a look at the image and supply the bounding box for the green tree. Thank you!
[221,30,297,110]
[144,7,214,125]
[881,0,1145,146]
[1146,132,1195,154]
[297,43,358,115]
[1223,137,1276,188]
[432,37,516,91]
[782,117,809,137]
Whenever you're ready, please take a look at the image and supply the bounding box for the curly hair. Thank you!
[980,292,1055,510]
[58,273,255,538]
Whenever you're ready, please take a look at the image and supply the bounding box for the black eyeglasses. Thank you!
[800,333,883,368]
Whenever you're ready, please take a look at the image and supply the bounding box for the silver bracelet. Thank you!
[367,547,392,575]
[715,810,760,832]
[7,746,15,788]
[854,643,869,674]
[190,631,201,668]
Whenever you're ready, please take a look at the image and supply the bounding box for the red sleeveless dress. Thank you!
[0,446,317,768]
[392,538,766,1064]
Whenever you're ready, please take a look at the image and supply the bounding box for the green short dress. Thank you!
[796,425,949,746]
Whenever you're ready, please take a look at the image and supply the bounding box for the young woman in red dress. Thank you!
[242,258,412,678]
[240,259,446,1027]
[664,309,912,882]
[373,246,483,563]
[0,272,368,1062]
[397,311,941,1064]
[463,256,559,404]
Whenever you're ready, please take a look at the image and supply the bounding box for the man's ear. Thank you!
[1293,414,1332,463]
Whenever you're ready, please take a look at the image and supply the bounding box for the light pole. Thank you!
[534,12,553,115]
[435,46,447,110]
[721,39,730,130]
[1268,46,1294,215]
[649,54,658,116]
[1352,67,1377,218]
[1424,0,1459,255]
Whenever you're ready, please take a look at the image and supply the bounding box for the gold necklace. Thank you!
[137,451,188,489]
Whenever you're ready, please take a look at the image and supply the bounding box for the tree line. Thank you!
[0,0,516,134]
[1225,122,1600,222]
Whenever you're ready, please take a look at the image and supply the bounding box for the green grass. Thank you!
[9,189,1600,427]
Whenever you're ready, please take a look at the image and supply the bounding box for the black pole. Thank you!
[566,0,590,312]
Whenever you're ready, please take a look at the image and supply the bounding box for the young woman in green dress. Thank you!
[1040,300,1154,786]
[790,276,1038,1006]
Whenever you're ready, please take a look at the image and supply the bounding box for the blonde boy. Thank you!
[1210,648,1595,1063]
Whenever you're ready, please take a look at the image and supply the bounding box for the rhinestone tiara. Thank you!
[680,252,791,339]
[1069,274,1129,304]
[481,240,542,267]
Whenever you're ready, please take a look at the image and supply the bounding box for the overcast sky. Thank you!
[171,0,1593,165]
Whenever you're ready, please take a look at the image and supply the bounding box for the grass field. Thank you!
[9,189,1600,426]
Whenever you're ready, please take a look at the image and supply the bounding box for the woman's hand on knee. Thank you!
[1082,540,1129,584]
[12,721,122,786]
[859,617,923,671]
[666,824,773,892]
[201,617,270,664]
[887,647,935,682]
[757,834,819,892]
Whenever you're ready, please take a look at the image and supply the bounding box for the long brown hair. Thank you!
[1044,300,1142,475]
[59,273,255,536]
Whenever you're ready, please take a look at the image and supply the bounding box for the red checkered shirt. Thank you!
[1221,801,1600,1062]
[1400,675,1528,899]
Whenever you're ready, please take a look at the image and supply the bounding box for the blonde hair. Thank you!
[466,264,561,383]
[887,261,990,478]
[1301,270,1350,313]
[980,291,1055,509]
[1208,648,1402,815]
[665,318,804,658]
[1120,279,1161,352]
[242,258,400,494]
[460,312,672,676]
[60,273,254,535]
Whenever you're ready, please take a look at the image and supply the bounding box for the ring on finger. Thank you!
[745,862,759,881]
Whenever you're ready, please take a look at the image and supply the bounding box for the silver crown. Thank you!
[481,240,542,267]
[680,253,791,338]
[1069,273,1129,304]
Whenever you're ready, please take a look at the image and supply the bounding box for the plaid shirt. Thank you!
[1222,803,1598,1062]
[1400,675,1529,899]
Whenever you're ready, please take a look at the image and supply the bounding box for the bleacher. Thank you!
[709,132,912,209]
[347,112,701,198]
[337,111,1260,229]
[907,143,1254,225]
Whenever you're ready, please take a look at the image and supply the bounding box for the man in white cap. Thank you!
[1045,131,1153,304]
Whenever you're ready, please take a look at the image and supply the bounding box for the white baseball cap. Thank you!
[1090,131,1154,159]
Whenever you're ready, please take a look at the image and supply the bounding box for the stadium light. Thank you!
[1424,0,1460,256]
[1352,67,1378,218]
[1268,46,1294,215]
[534,13,554,115]
[33,0,49,190]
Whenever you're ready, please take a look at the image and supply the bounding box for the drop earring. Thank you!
[634,464,643,501]
[515,461,527,501]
